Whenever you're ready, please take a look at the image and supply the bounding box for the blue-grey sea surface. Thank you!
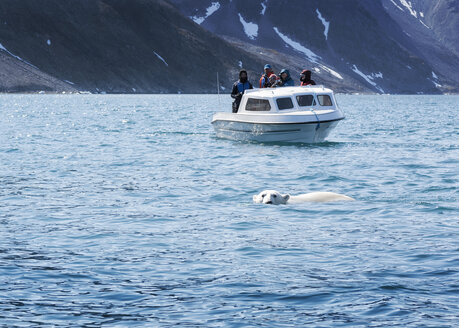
[0,94,458,327]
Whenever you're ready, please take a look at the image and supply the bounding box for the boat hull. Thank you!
[212,119,341,143]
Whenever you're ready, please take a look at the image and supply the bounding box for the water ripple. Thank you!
[0,94,457,327]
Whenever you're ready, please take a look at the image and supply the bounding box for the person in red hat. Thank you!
[268,74,279,87]
[300,70,316,86]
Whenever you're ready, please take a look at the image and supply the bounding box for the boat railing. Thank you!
[246,85,327,93]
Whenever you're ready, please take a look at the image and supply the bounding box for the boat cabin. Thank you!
[237,86,337,113]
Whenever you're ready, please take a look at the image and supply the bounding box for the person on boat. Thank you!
[268,74,279,87]
[300,69,316,86]
[278,69,294,87]
[259,64,274,88]
[231,69,253,113]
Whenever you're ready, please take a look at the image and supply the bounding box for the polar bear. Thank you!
[253,189,355,205]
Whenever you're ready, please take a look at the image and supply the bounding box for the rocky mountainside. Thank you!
[171,0,459,94]
[0,0,272,93]
[0,0,457,93]
[0,51,77,93]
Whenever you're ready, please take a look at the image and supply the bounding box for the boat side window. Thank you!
[245,98,271,111]
[296,95,316,107]
[276,97,294,110]
[317,95,333,106]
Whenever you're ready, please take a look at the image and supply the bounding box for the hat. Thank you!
[264,64,272,69]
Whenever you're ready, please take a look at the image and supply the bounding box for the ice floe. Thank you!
[273,27,320,63]
[316,9,329,40]
[154,51,168,67]
[351,65,384,93]
[191,2,220,25]
[238,13,258,40]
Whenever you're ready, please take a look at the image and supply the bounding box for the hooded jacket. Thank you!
[278,69,294,87]
[300,69,316,86]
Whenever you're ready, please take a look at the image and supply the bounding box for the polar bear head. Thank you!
[253,190,290,205]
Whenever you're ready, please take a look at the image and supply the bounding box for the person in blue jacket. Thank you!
[231,69,253,113]
[277,69,295,87]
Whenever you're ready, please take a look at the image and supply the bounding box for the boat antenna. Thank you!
[217,72,221,106]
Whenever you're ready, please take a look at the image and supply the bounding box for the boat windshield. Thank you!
[276,97,294,110]
[245,98,271,111]
[296,95,316,107]
[317,95,333,106]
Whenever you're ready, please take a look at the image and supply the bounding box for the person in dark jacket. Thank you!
[278,69,294,87]
[231,69,253,113]
[300,69,316,86]
[259,64,274,88]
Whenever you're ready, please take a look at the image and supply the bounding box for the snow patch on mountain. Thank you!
[430,71,442,88]
[191,2,220,25]
[154,51,168,67]
[238,13,258,40]
[430,79,442,88]
[351,65,384,93]
[399,0,417,18]
[389,0,404,11]
[47,39,51,46]
[316,65,343,79]
[390,1,429,28]
[0,42,38,68]
[261,1,267,15]
[419,20,430,29]
[273,27,321,63]
[238,60,243,68]
[316,9,330,40]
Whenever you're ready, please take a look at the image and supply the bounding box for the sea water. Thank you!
[0,94,457,327]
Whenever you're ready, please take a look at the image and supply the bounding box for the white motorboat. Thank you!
[211,86,344,143]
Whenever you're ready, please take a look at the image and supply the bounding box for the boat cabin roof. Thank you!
[244,85,334,99]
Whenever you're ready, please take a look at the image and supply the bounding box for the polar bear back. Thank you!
[288,192,355,203]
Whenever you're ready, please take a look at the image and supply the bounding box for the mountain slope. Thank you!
[171,0,459,94]
[0,0,274,93]
[0,0,457,93]
[0,49,76,92]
